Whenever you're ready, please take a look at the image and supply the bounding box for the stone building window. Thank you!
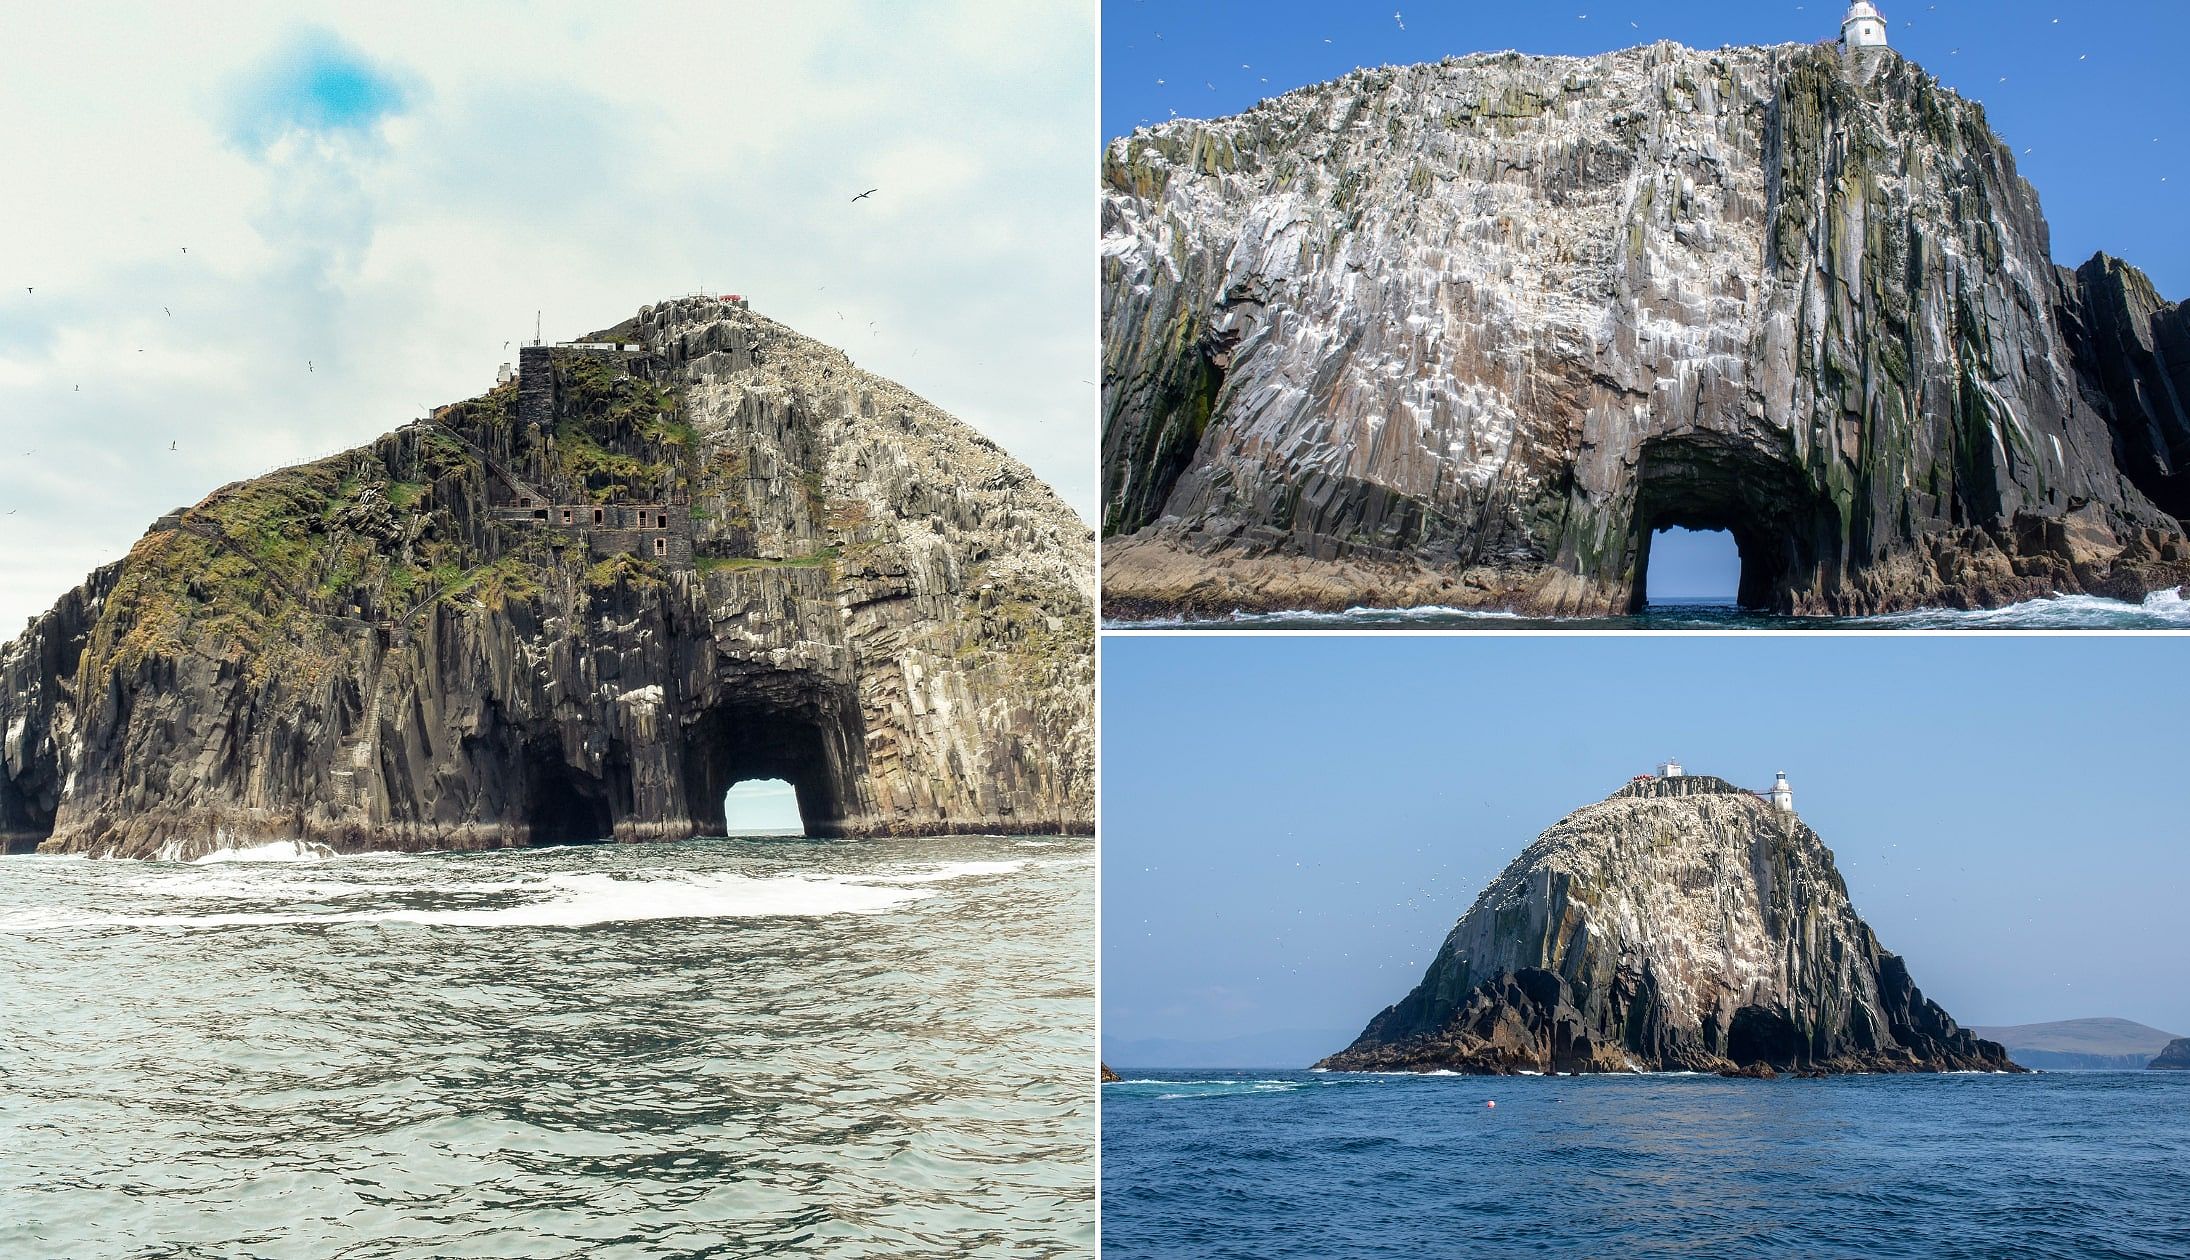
[532,509,548,521]
[561,508,574,524]
[657,513,669,528]
[654,537,667,556]
[593,507,605,526]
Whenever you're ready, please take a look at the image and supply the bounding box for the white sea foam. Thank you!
[186,840,337,864]
[855,860,1029,886]
[1860,587,2190,629]
[0,857,1049,933]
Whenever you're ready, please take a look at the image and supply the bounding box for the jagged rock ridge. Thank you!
[2150,1039,2190,1071]
[1318,774,2018,1076]
[1102,42,2190,618]
[0,297,1093,858]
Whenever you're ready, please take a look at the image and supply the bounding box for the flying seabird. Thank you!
[851,188,879,202]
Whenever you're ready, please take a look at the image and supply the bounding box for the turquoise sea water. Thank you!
[0,835,1095,1259]
[1110,589,2190,630]
[1102,1068,2190,1258]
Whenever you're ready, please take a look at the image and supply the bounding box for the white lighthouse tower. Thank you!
[1841,1,1888,49]
[1769,771,1795,813]
[1657,757,1684,779]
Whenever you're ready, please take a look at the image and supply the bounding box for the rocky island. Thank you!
[0,297,1094,858]
[2149,1039,2190,1071]
[1102,40,2190,618]
[1318,768,2018,1076]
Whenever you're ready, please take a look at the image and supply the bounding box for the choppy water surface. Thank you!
[1103,1069,2190,1259]
[0,835,1095,1258]
[1110,588,2190,630]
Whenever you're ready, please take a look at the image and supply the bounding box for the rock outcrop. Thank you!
[1317,773,2019,1076]
[2149,1039,2190,1070]
[1102,42,2190,618]
[1,298,1093,858]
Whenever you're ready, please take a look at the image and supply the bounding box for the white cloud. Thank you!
[0,0,1096,633]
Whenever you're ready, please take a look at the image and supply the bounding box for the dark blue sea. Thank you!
[1102,1069,2190,1259]
[1108,590,2190,631]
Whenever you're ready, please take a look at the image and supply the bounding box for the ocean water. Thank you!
[0,835,1095,1259]
[1103,1069,2190,1259]
[1108,588,2190,630]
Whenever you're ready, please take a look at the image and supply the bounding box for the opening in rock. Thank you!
[1644,528,1740,606]
[1727,1005,1805,1068]
[682,682,863,840]
[722,778,805,836]
[1627,433,1842,614]
[521,742,615,845]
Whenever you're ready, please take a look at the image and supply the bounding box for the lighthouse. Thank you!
[1841,1,1888,49]
[1769,771,1795,813]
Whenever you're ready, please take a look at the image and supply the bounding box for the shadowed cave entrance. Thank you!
[522,740,618,845]
[682,684,863,841]
[1625,434,1841,614]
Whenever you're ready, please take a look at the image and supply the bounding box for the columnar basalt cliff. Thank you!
[1102,42,2190,618]
[1317,774,2018,1076]
[0,297,1094,858]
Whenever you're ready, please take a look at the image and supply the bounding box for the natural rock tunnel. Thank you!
[1625,433,1842,614]
[679,680,864,841]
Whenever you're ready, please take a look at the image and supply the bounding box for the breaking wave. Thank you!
[0,848,1053,933]
[1109,587,2190,630]
[1858,587,2190,630]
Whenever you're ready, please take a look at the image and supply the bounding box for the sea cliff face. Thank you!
[0,298,1093,858]
[1318,775,2017,1076]
[1102,42,2190,618]
[2150,1039,2190,1070]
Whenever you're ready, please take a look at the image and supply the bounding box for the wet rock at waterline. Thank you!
[1101,42,2190,619]
[0,298,1093,858]
[1316,774,2019,1076]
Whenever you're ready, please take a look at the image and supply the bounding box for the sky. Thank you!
[1647,528,1739,602]
[1102,635,2190,1061]
[0,1,1096,634]
[722,778,803,834]
[1102,0,2190,300]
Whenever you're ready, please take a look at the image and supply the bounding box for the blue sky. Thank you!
[1103,0,2190,300]
[1102,635,2190,1058]
[1647,528,1740,602]
[0,2,1095,634]
[224,30,413,148]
